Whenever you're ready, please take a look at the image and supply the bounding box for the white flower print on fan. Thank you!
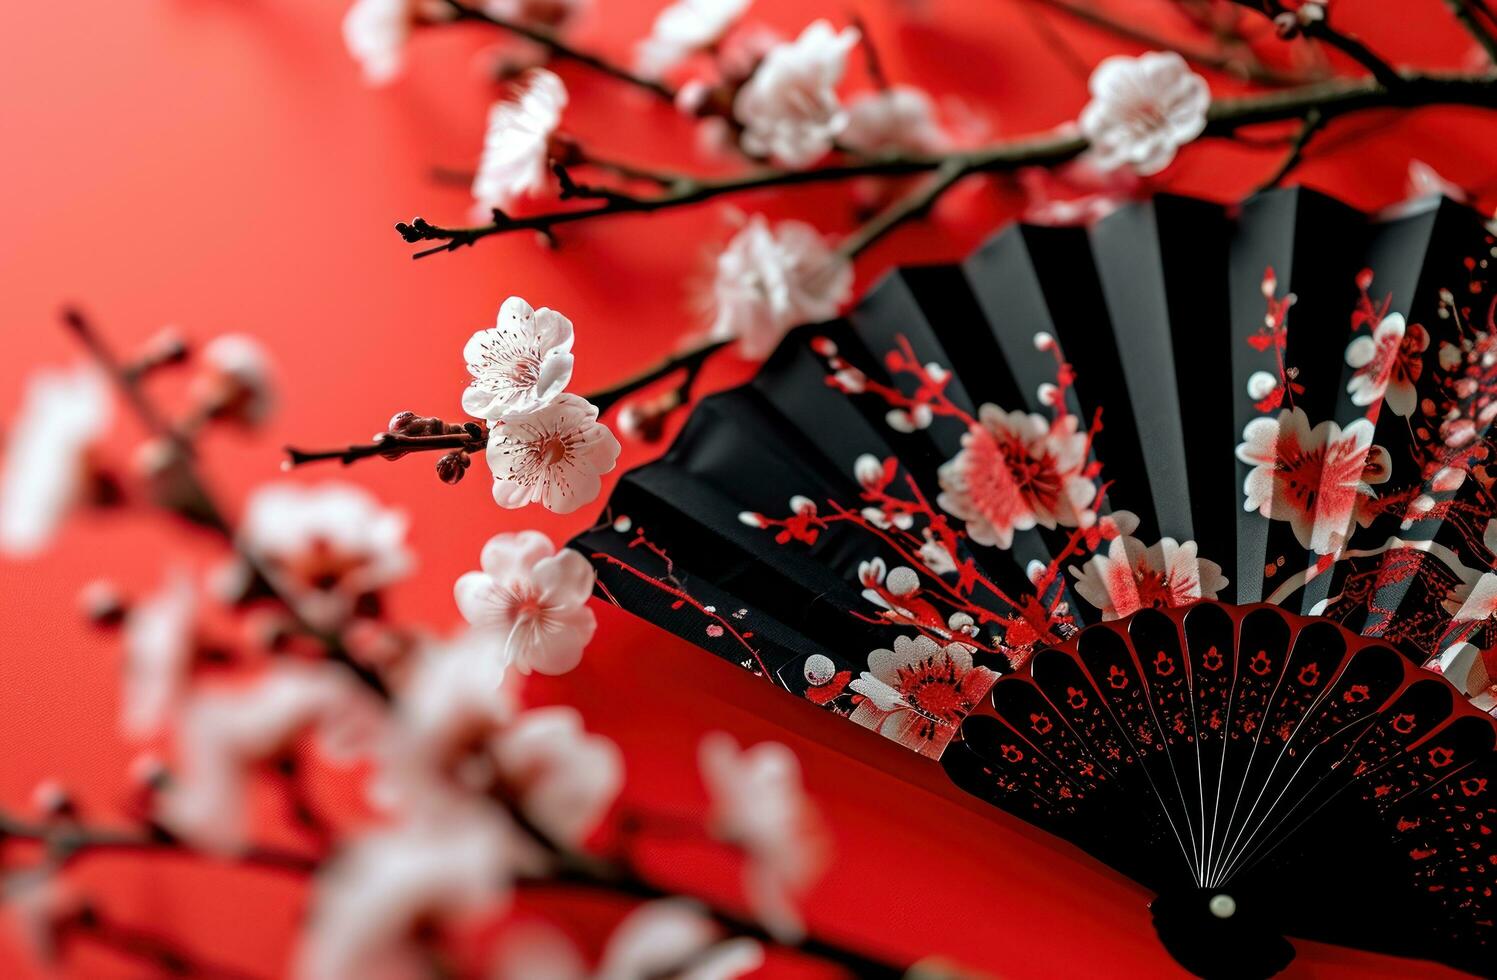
[1344,312,1428,417]
[1070,535,1227,621]
[485,393,621,513]
[1078,52,1209,175]
[472,69,568,214]
[937,405,1095,549]
[732,20,859,167]
[462,296,575,420]
[848,634,997,758]
[1236,407,1389,557]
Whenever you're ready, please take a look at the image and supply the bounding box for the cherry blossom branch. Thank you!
[585,339,731,416]
[283,428,486,468]
[1229,0,1404,89]
[1026,0,1314,85]
[1253,105,1324,192]
[60,309,390,700]
[435,0,675,101]
[396,70,1497,258]
[1446,0,1497,67]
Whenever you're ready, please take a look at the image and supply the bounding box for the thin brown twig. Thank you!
[284,430,485,468]
[436,0,675,101]
[1447,0,1497,67]
[1252,106,1324,193]
[1228,0,1404,89]
[395,70,1497,258]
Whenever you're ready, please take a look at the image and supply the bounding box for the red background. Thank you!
[0,1,1491,976]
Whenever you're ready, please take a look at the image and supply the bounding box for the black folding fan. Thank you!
[571,189,1497,977]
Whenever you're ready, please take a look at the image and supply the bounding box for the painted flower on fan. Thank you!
[161,664,383,852]
[732,20,860,167]
[0,363,113,557]
[240,482,413,628]
[1344,312,1428,417]
[1236,407,1388,557]
[193,334,275,426]
[342,0,417,85]
[1069,535,1227,621]
[635,0,752,80]
[492,899,764,980]
[491,706,622,846]
[1432,641,1497,712]
[1078,51,1210,175]
[485,394,620,513]
[699,733,826,942]
[840,86,949,154]
[472,69,568,213]
[848,634,997,758]
[297,803,519,980]
[462,296,575,420]
[120,567,198,738]
[709,215,853,359]
[937,405,1095,550]
[454,530,597,675]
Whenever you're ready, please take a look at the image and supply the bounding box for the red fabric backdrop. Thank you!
[0,0,1491,976]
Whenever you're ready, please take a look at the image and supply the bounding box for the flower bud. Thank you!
[436,451,471,485]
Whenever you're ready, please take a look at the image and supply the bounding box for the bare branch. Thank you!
[1253,107,1325,193]
[1446,0,1497,68]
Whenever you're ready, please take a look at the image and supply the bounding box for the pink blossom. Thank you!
[1078,52,1209,175]
[937,406,1096,549]
[473,69,568,213]
[1236,407,1387,557]
[1344,313,1427,417]
[485,394,621,513]
[1069,536,1227,620]
[699,733,826,941]
[732,20,859,167]
[709,215,852,359]
[462,296,575,421]
[454,530,597,674]
[848,634,997,758]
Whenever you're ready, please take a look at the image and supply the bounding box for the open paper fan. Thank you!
[572,188,1497,976]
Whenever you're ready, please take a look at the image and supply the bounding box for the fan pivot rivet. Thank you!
[1209,894,1236,919]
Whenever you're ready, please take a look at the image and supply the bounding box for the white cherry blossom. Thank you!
[473,69,568,213]
[240,482,413,628]
[1078,52,1209,175]
[492,899,763,980]
[195,334,275,426]
[491,706,622,846]
[699,732,825,942]
[463,296,576,420]
[732,20,860,167]
[454,530,597,674]
[161,664,384,853]
[297,803,519,980]
[636,0,752,80]
[343,0,415,86]
[840,85,948,154]
[0,364,113,557]
[120,567,198,738]
[709,215,853,359]
[485,394,621,513]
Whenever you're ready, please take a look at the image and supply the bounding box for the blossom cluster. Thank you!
[0,303,832,979]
